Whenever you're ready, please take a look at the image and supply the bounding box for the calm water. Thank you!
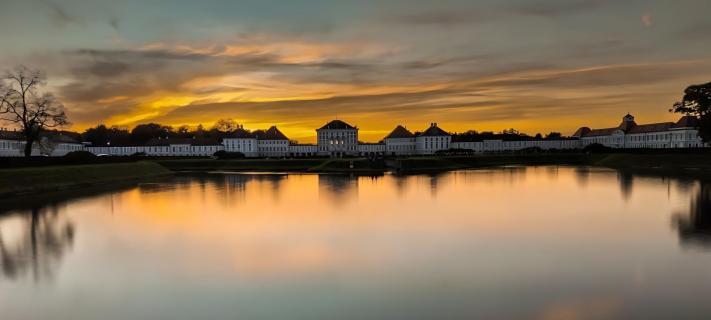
[1,167,711,320]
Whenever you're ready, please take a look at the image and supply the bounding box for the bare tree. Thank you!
[212,118,239,133]
[0,66,69,157]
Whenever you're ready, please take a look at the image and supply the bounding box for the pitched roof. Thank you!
[46,133,81,144]
[318,120,357,130]
[674,116,699,128]
[627,122,674,134]
[0,130,24,141]
[584,127,622,137]
[573,115,701,138]
[228,128,255,139]
[572,127,591,138]
[384,125,414,139]
[618,119,638,131]
[0,130,82,143]
[255,126,289,140]
[191,138,222,146]
[419,123,450,137]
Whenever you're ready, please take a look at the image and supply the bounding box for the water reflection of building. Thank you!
[0,206,74,281]
[426,172,446,197]
[198,174,287,204]
[574,167,592,188]
[392,174,411,198]
[617,172,634,200]
[673,183,711,248]
[318,174,359,205]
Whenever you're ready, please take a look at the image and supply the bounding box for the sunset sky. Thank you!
[1,0,710,142]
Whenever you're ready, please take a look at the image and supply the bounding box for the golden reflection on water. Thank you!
[1,167,711,320]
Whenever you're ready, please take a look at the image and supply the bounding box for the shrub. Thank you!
[213,150,245,159]
[516,147,543,154]
[582,143,613,154]
[62,150,97,162]
[436,148,475,155]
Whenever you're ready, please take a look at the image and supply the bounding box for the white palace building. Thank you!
[0,115,706,158]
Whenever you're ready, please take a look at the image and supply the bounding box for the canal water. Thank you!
[1,167,710,319]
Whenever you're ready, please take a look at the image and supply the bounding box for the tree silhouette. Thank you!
[130,123,172,144]
[212,118,240,133]
[673,183,711,248]
[670,81,711,142]
[0,206,75,281]
[0,66,69,157]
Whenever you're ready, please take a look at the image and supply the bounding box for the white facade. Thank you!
[0,131,81,157]
[86,144,223,157]
[258,139,289,157]
[416,135,451,154]
[223,138,257,157]
[316,120,359,157]
[450,141,483,153]
[385,138,416,155]
[383,125,417,155]
[471,139,579,152]
[289,144,318,157]
[2,115,706,159]
[0,138,27,157]
[415,123,451,155]
[575,115,705,149]
[358,143,386,155]
[46,142,84,156]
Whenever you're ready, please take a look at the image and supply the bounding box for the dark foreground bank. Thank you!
[0,161,172,198]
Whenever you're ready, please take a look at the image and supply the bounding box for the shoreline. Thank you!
[2,153,711,199]
[0,161,173,199]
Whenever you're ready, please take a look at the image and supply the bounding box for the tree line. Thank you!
[81,119,245,146]
[450,130,564,142]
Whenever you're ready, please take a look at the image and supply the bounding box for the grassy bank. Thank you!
[155,153,711,177]
[394,154,600,172]
[0,161,172,197]
[390,153,711,178]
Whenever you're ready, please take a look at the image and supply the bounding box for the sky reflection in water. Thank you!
[1,167,711,320]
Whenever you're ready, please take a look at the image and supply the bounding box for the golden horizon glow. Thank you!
[64,58,704,143]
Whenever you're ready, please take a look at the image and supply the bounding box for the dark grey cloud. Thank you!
[677,20,711,40]
[390,11,490,26]
[60,79,152,103]
[389,0,614,27]
[511,0,612,18]
[72,48,211,62]
[40,0,83,27]
[74,60,131,78]
[109,17,120,31]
